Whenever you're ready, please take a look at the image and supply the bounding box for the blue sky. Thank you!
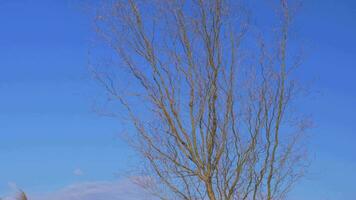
[0,0,355,199]
[0,0,138,197]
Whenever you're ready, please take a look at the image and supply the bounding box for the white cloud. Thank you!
[1,182,20,200]
[3,179,156,200]
[73,168,84,176]
[2,196,17,200]
[7,182,18,190]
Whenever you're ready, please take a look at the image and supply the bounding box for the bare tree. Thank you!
[0,189,29,200]
[17,191,28,200]
[93,0,310,199]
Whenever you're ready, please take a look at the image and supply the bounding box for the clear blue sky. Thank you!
[0,0,355,199]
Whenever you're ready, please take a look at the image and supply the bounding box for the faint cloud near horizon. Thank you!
[35,179,155,200]
[73,168,84,176]
[3,178,156,200]
[7,182,18,190]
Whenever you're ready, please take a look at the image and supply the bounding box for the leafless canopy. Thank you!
[14,190,28,200]
[93,0,310,199]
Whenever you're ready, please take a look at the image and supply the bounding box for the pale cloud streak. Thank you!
[3,179,156,200]
[73,168,84,176]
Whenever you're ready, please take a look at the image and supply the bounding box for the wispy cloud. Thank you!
[73,168,84,176]
[7,182,18,190]
[3,179,155,200]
